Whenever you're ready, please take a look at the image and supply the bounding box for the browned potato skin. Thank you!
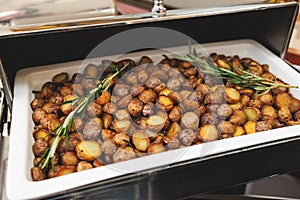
[198,124,219,142]
[243,107,260,121]
[125,72,138,85]
[166,122,181,139]
[113,147,136,163]
[137,70,149,84]
[204,92,223,105]
[113,83,130,97]
[31,98,45,111]
[249,99,262,109]
[261,105,277,120]
[32,108,47,124]
[87,102,102,117]
[58,133,80,152]
[103,102,117,115]
[93,159,105,167]
[217,121,236,135]
[138,89,157,103]
[147,115,167,132]
[113,132,130,147]
[229,110,247,126]
[244,121,257,134]
[181,112,199,130]
[130,85,145,97]
[113,120,131,133]
[52,72,68,83]
[225,87,240,104]
[33,139,49,157]
[128,98,143,117]
[33,128,50,141]
[76,141,102,161]
[48,166,76,178]
[294,110,300,120]
[61,151,79,166]
[278,107,292,123]
[77,161,93,172]
[147,143,165,154]
[132,131,150,152]
[158,95,174,112]
[95,91,111,105]
[290,97,300,113]
[259,93,274,105]
[168,106,182,122]
[83,120,101,139]
[31,167,46,181]
[275,92,291,108]
[240,95,250,106]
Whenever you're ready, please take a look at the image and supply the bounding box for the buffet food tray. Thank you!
[6,39,300,199]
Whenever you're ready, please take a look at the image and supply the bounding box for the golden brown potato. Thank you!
[77,161,93,172]
[76,141,102,161]
[103,102,117,115]
[48,166,76,178]
[240,95,250,106]
[233,126,245,137]
[198,124,219,142]
[216,58,231,70]
[125,72,138,85]
[113,147,136,162]
[181,112,199,130]
[57,133,79,152]
[204,92,223,105]
[166,122,181,139]
[31,167,46,181]
[278,107,292,123]
[261,105,277,120]
[158,95,174,112]
[101,129,116,140]
[164,137,180,150]
[195,84,210,96]
[40,82,53,98]
[32,108,47,125]
[40,114,61,131]
[271,80,289,94]
[113,132,130,147]
[166,77,181,91]
[93,159,105,167]
[61,151,79,166]
[128,98,143,117]
[244,121,256,134]
[31,98,45,111]
[33,128,50,141]
[132,131,150,151]
[147,115,167,132]
[113,120,131,133]
[239,89,254,97]
[229,110,247,126]
[102,113,113,129]
[154,83,166,94]
[217,104,233,119]
[168,106,182,122]
[261,72,275,81]
[225,87,240,104]
[248,99,262,109]
[60,85,73,97]
[182,99,199,111]
[259,93,274,105]
[243,107,260,121]
[95,91,111,106]
[275,92,291,108]
[290,97,300,113]
[217,121,236,135]
[138,89,157,103]
[32,139,49,157]
[147,143,165,154]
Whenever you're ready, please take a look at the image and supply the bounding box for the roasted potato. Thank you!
[244,121,256,134]
[243,107,260,121]
[33,139,49,157]
[261,105,277,120]
[52,72,68,83]
[225,87,240,104]
[217,121,236,135]
[31,167,46,181]
[178,129,196,146]
[32,108,47,125]
[113,147,136,162]
[76,141,102,161]
[132,131,150,151]
[128,98,143,117]
[113,132,130,147]
[147,143,165,154]
[31,98,45,111]
[61,151,79,166]
[158,95,174,112]
[138,89,157,103]
[166,122,181,139]
[198,124,219,142]
[201,112,219,125]
[48,166,76,178]
[181,112,199,130]
[95,91,111,105]
[147,115,167,132]
[275,92,291,108]
[229,110,247,125]
[217,104,233,119]
[77,161,93,172]
[278,107,292,123]
[168,106,182,122]
[113,120,131,133]
[233,126,245,137]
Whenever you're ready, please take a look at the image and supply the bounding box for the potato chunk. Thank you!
[76,141,102,161]
[132,131,150,152]
[198,124,219,142]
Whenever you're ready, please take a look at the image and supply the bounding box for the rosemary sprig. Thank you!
[39,63,130,169]
[173,51,298,95]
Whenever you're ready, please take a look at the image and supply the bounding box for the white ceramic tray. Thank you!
[6,39,300,199]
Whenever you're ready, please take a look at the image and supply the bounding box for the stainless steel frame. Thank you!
[0,1,299,199]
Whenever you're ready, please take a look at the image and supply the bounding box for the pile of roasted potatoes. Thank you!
[30,53,300,181]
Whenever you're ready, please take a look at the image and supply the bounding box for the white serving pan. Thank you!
[6,39,300,199]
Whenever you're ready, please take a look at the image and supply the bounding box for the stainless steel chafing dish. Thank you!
[0,1,299,199]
